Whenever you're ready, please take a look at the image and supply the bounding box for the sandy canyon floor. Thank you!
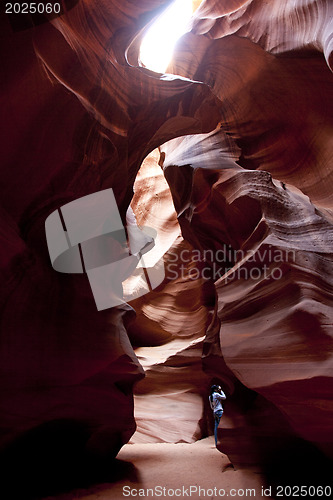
[43,437,271,500]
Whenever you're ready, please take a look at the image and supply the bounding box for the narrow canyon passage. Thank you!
[1,1,332,500]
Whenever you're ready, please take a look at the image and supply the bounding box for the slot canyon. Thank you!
[1,1,332,499]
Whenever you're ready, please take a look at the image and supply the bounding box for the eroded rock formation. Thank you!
[1,0,332,496]
[161,0,333,469]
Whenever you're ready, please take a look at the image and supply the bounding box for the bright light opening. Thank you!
[140,0,193,73]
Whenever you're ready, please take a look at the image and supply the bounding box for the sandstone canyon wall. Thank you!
[0,0,332,498]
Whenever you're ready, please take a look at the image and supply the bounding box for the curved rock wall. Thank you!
[161,133,333,456]
[0,2,220,496]
[160,0,333,476]
[161,0,333,462]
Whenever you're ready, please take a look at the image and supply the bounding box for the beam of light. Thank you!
[140,0,193,73]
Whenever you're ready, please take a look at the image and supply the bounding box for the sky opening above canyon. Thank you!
[140,0,193,73]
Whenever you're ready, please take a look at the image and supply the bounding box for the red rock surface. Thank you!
[0,0,332,497]
[161,0,333,470]
[161,135,333,462]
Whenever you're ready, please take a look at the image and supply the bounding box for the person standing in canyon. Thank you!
[209,385,226,447]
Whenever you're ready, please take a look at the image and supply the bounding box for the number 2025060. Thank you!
[5,3,61,15]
